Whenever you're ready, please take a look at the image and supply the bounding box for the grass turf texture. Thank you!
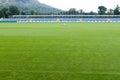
[0,23,120,80]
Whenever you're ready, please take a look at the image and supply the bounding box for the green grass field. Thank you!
[0,23,120,80]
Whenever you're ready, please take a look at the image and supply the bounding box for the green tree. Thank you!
[6,10,12,17]
[78,9,84,15]
[2,8,9,18]
[114,5,120,15]
[107,9,114,15]
[35,12,39,15]
[98,6,107,15]
[9,5,19,15]
[89,11,97,15]
[0,10,4,18]
[21,12,26,15]
[68,8,78,15]
[31,10,35,15]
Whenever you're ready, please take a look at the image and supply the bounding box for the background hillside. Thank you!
[0,0,61,14]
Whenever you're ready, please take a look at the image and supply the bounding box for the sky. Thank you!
[38,0,120,12]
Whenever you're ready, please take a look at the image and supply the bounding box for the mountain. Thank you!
[0,0,61,14]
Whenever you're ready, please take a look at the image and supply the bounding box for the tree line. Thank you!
[60,5,120,15]
[0,5,19,18]
[0,5,120,18]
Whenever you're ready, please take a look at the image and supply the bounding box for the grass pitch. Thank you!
[0,23,120,80]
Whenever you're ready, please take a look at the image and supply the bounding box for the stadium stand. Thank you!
[1,15,120,23]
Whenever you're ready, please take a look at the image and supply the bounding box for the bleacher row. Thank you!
[2,18,120,22]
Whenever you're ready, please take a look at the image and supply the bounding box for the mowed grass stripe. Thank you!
[0,23,120,80]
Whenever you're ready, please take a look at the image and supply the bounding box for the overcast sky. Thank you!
[38,0,120,12]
